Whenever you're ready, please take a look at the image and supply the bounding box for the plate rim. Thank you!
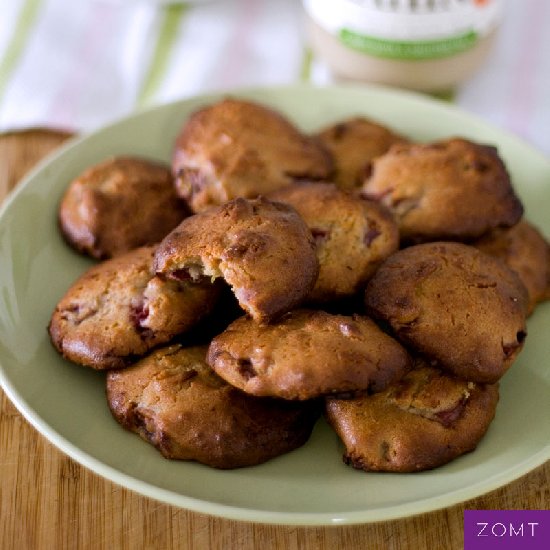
[2,364,549,526]
[1,82,549,526]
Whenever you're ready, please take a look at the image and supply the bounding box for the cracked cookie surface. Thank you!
[172,98,333,212]
[59,156,187,259]
[474,220,550,315]
[207,309,411,400]
[49,246,220,369]
[315,116,407,190]
[153,197,319,323]
[106,344,320,468]
[268,182,399,302]
[362,138,523,243]
[364,242,528,383]
[325,363,499,472]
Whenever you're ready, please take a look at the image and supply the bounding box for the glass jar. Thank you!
[303,0,503,92]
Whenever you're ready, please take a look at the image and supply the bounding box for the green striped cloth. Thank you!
[0,0,304,133]
[0,0,548,156]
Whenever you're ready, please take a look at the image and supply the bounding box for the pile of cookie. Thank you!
[49,98,550,472]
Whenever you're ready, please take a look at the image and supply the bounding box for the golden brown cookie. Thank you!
[315,116,407,189]
[172,98,333,212]
[362,138,523,243]
[268,182,399,302]
[207,310,411,400]
[364,242,528,383]
[59,156,187,259]
[474,220,550,315]
[107,345,319,469]
[49,247,220,369]
[325,364,499,472]
[153,197,319,323]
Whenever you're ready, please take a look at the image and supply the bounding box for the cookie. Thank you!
[364,242,528,383]
[172,98,333,212]
[268,182,399,302]
[315,116,406,189]
[207,310,412,400]
[474,220,550,315]
[59,156,187,259]
[325,363,499,472]
[49,246,220,369]
[153,197,319,323]
[362,138,523,243]
[106,345,320,469]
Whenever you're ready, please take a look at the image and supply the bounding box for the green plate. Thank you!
[1,85,549,525]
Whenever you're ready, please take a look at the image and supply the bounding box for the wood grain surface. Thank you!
[0,130,549,550]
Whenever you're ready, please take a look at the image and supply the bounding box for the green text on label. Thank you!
[339,29,478,60]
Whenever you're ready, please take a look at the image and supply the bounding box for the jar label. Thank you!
[304,0,503,60]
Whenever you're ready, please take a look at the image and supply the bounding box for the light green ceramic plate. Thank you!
[1,85,549,526]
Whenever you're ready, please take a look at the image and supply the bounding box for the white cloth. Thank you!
[0,0,549,156]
